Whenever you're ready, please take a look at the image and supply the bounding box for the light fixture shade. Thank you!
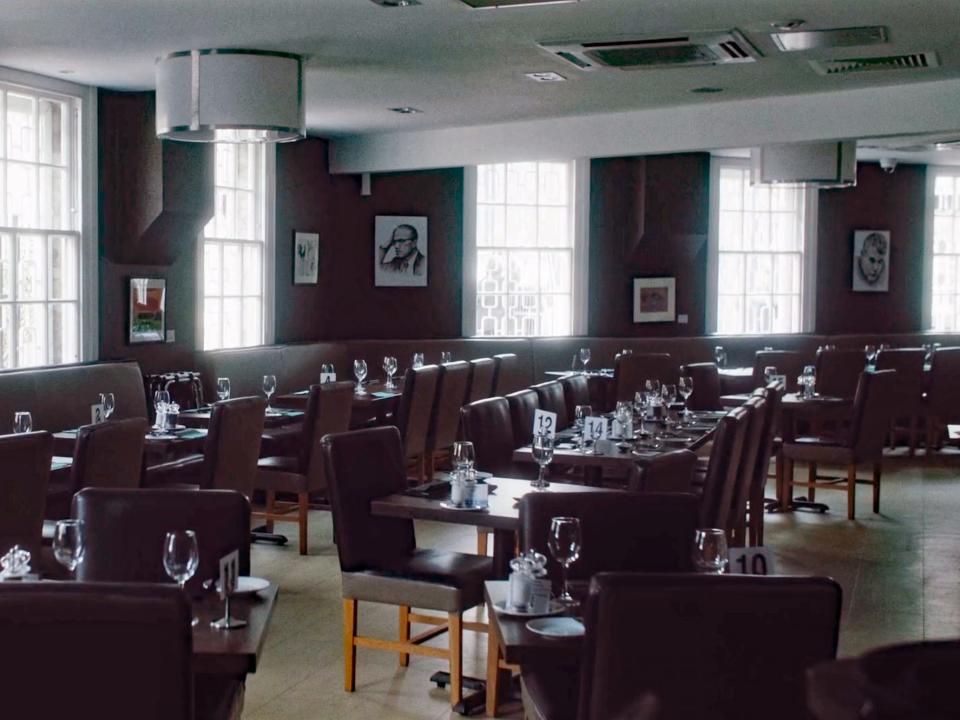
[156,49,305,143]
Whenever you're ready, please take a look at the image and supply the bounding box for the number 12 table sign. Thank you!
[532,409,557,440]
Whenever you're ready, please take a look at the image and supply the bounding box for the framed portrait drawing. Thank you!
[293,231,319,285]
[128,277,166,344]
[374,215,428,287]
[852,230,890,292]
[633,277,676,323]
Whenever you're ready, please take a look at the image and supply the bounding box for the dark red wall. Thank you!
[815,162,927,334]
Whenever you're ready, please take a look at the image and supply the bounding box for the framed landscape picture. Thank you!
[633,277,676,323]
[293,231,320,285]
[128,277,166,344]
[374,215,428,287]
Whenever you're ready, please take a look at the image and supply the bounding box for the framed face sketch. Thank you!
[852,230,890,292]
[293,232,319,285]
[633,277,676,323]
[128,277,166,344]
[375,216,428,287]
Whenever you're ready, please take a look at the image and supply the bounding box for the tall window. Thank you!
[201,144,268,350]
[470,161,577,336]
[930,168,960,331]
[0,81,82,368]
[709,158,814,335]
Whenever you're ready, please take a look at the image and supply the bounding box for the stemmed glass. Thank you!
[99,392,116,419]
[574,404,592,451]
[412,352,424,369]
[634,391,648,435]
[801,365,816,398]
[614,401,632,441]
[262,375,277,413]
[216,377,231,401]
[321,363,335,382]
[452,441,475,473]
[531,433,553,490]
[714,345,727,368]
[153,390,170,432]
[353,359,368,395]
[441,351,452,364]
[579,348,591,374]
[383,356,398,389]
[548,517,581,605]
[13,411,32,434]
[678,376,694,425]
[693,528,729,574]
[661,384,677,425]
[53,519,85,573]
[164,529,200,625]
[865,345,878,367]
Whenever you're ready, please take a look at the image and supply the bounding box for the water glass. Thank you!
[579,347,591,374]
[353,359,368,394]
[614,401,632,439]
[678,375,694,423]
[693,528,729,574]
[441,351,452,364]
[802,365,816,398]
[763,366,778,384]
[383,356,398,389]
[714,345,727,368]
[548,517,581,605]
[263,374,277,410]
[163,529,199,589]
[153,390,170,430]
[412,352,424,369]
[53,519,85,573]
[452,440,475,471]
[531,433,553,490]
[13,411,32,434]
[216,377,231,401]
[99,392,116,419]
[321,363,335,382]
[574,404,591,430]
[661,384,677,407]
[634,391,648,433]
[865,344,878,366]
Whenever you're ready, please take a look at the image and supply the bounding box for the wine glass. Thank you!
[153,390,170,431]
[579,347,591,374]
[531,433,553,490]
[763,366,778,384]
[353,359,368,395]
[452,441,475,472]
[714,345,727,368]
[645,378,661,397]
[412,352,424,369]
[865,344,878,366]
[441,351,452,364]
[163,529,199,625]
[99,392,116,419]
[262,374,277,412]
[216,377,231,401]
[678,376,694,424]
[693,528,729,574]
[383,356,398,389]
[53,519,85,573]
[661,383,677,408]
[634,391,648,434]
[548,517,581,605]
[574,404,591,430]
[13,411,32,434]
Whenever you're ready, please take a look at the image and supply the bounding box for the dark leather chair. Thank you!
[753,350,807,394]
[747,382,782,547]
[0,582,193,720]
[924,347,960,453]
[728,394,767,547]
[628,449,697,493]
[465,357,495,403]
[699,405,750,531]
[611,352,677,408]
[321,426,493,708]
[424,361,471,477]
[506,389,539,449]
[528,573,841,720]
[559,374,591,420]
[0,431,52,558]
[782,369,897,520]
[680,362,722,411]
[532,380,570,430]
[875,348,925,455]
[395,365,440,482]
[815,348,866,399]
[492,353,521,396]
[461,397,536,479]
[74,487,251,595]
[254,381,354,555]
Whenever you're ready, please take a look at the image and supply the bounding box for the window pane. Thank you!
[477,250,507,294]
[216,145,236,189]
[242,297,262,346]
[38,98,66,166]
[719,168,743,211]
[476,205,505,247]
[235,190,255,241]
[222,244,242,295]
[540,294,570,335]
[243,244,262,296]
[508,294,539,336]
[49,235,78,300]
[7,93,36,161]
[717,295,743,335]
[718,253,744,294]
[16,303,45,367]
[477,164,505,204]
[933,256,956,294]
[476,293,506,337]
[771,212,798,250]
[538,163,568,206]
[773,254,800,294]
[38,167,69,230]
[0,233,12,300]
[537,206,569,247]
[203,298,222,351]
[772,296,798,334]
[17,233,45,300]
[718,211,742,251]
[0,304,12,368]
[213,189,236,239]
[48,302,78,365]
[506,163,537,204]
[505,205,536,247]
[221,298,242,348]
[7,163,37,227]
[204,243,221,295]
[746,297,773,334]
[236,144,254,190]
[745,254,772,295]
[539,252,571,293]
[507,250,538,293]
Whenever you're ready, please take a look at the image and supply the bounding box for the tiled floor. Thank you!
[243,452,960,719]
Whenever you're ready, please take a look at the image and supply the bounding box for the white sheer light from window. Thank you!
[202,144,265,351]
[715,163,807,335]
[474,161,574,336]
[0,82,81,369]
[931,170,960,331]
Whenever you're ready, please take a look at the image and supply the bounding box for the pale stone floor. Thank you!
[243,452,960,720]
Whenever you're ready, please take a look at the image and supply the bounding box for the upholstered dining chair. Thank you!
[0,430,52,559]
[424,361,471,478]
[698,405,750,532]
[394,364,440,483]
[679,362,722,411]
[815,348,867,399]
[781,369,898,520]
[611,352,677,408]
[0,583,193,720]
[492,353,521,396]
[506,389,540,449]
[461,397,538,480]
[746,382,783,547]
[752,350,807,394]
[559,374,591,420]
[727,394,767,547]
[321,426,493,708]
[465,357,495,404]
[253,380,354,555]
[627,449,698,493]
[924,347,960,453]
[875,348,925,455]
[531,380,570,430]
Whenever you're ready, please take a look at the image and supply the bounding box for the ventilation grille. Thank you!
[810,51,939,75]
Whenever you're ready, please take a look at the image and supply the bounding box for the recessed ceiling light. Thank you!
[771,19,805,31]
[389,106,422,114]
[369,0,421,6]
[525,71,567,82]
[691,87,723,94]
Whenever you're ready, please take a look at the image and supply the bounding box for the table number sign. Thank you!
[584,416,607,443]
[211,550,247,630]
[532,409,557,440]
[90,403,104,424]
[320,372,336,383]
[728,547,775,576]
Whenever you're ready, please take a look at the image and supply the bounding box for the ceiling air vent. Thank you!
[539,30,761,71]
[810,51,939,75]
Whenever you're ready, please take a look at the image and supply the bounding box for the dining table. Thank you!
[52,426,208,464]
[179,405,304,430]
[272,378,403,427]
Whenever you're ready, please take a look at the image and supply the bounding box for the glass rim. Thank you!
[550,516,580,525]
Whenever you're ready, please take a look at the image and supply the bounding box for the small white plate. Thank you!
[217,576,270,596]
[494,599,565,618]
[525,617,585,638]
[439,501,487,512]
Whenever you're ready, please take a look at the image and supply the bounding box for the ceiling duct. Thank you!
[771,25,888,52]
[810,51,939,76]
[539,30,760,71]
[751,141,857,188]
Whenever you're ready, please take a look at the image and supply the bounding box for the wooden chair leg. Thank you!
[847,465,857,520]
[343,598,358,692]
[807,462,817,502]
[398,605,410,667]
[476,528,489,556]
[873,462,882,514]
[448,612,463,707]
[298,492,309,556]
[265,490,276,533]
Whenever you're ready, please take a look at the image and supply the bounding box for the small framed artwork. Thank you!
[375,215,428,287]
[128,277,166,344]
[633,277,676,323]
[852,230,890,292]
[293,231,320,285]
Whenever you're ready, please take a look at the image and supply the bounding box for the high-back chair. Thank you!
[752,350,807,394]
[321,426,493,708]
[781,370,898,519]
[628,449,698,493]
[394,365,440,482]
[254,381,354,554]
[71,418,148,491]
[74,487,251,594]
[815,349,866,399]
[875,348,926,455]
[559,374,592,421]
[569,573,842,720]
[531,380,570,430]
[728,394,767,547]
[698,406,750,531]
[924,347,960,452]
[0,583,193,720]
[506,389,539,449]
[747,382,783,547]
[611,352,676,407]
[492,353,520,396]
[680,362,722,411]
[0,431,52,558]
[424,361,471,477]
[465,357,495,404]
[461,397,536,479]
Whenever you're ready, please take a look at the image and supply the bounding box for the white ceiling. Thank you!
[1,0,958,142]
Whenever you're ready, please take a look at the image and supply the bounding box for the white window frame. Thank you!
[462,158,589,337]
[196,144,275,351]
[923,165,960,332]
[0,66,97,366]
[706,155,818,335]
